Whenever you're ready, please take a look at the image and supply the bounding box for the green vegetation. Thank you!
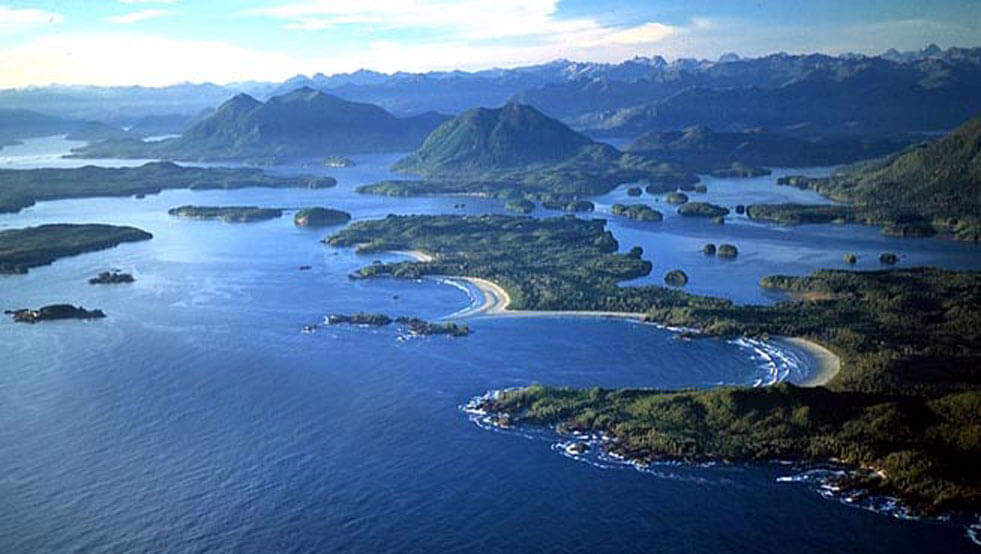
[708,162,771,178]
[665,192,688,205]
[327,215,662,312]
[477,383,981,514]
[758,119,981,241]
[663,269,688,287]
[745,203,855,225]
[717,244,739,258]
[0,161,336,214]
[323,313,470,337]
[325,313,393,326]
[168,205,283,223]
[844,253,858,264]
[293,207,352,227]
[395,317,471,337]
[0,224,152,274]
[610,203,663,222]
[542,199,594,213]
[327,213,981,511]
[5,304,106,323]
[357,104,697,206]
[677,202,730,218]
[505,199,535,214]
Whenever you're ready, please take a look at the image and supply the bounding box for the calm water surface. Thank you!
[1,138,979,552]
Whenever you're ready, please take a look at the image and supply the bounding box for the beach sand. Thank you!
[782,337,841,387]
[394,250,841,386]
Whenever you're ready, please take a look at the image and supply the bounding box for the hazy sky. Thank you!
[0,0,979,87]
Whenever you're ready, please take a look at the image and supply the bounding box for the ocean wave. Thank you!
[776,468,931,522]
[432,278,482,320]
[730,337,807,386]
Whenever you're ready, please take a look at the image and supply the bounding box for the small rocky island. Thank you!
[323,312,470,337]
[717,244,739,258]
[293,207,352,227]
[677,202,730,218]
[325,313,393,326]
[611,203,663,222]
[664,269,689,287]
[89,270,134,285]
[6,304,106,323]
[168,205,283,223]
[395,317,470,337]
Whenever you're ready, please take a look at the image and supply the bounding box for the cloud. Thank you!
[0,5,63,26]
[0,33,307,87]
[105,9,174,24]
[246,0,603,40]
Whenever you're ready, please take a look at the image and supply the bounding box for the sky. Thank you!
[0,0,979,87]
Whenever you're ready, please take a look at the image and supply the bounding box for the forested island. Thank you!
[326,214,981,512]
[168,205,283,223]
[0,161,336,214]
[293,207,352,227]
[747,118,981,241]
[324,312,470,337]
[0,224,152,274]
[610,203,663,222]
[6,304,106,323]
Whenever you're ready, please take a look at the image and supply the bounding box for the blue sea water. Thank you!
[1,137,979,552]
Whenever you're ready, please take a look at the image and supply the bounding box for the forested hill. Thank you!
[69,88,449,163]
[392,103,616,174]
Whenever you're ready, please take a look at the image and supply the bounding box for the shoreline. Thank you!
[395,250,841,385]
[450,275,646,321]
[781,337,841,387]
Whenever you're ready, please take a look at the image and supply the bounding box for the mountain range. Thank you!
[69,88,449,163]
[0,109,130,150]
[3,44,979,141]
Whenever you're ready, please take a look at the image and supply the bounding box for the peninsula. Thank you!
[0,161,336,214]
[0,224,153,274]
[327,214,981,512]
[747,118,981,241]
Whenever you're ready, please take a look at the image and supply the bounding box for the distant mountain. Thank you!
[528,49,981,137]
[573,55,981,137]
[628,126,910,171]
[70,88,450,163]
[392,103,615,174]
[0,108,129,149]
[4,45,979,140]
